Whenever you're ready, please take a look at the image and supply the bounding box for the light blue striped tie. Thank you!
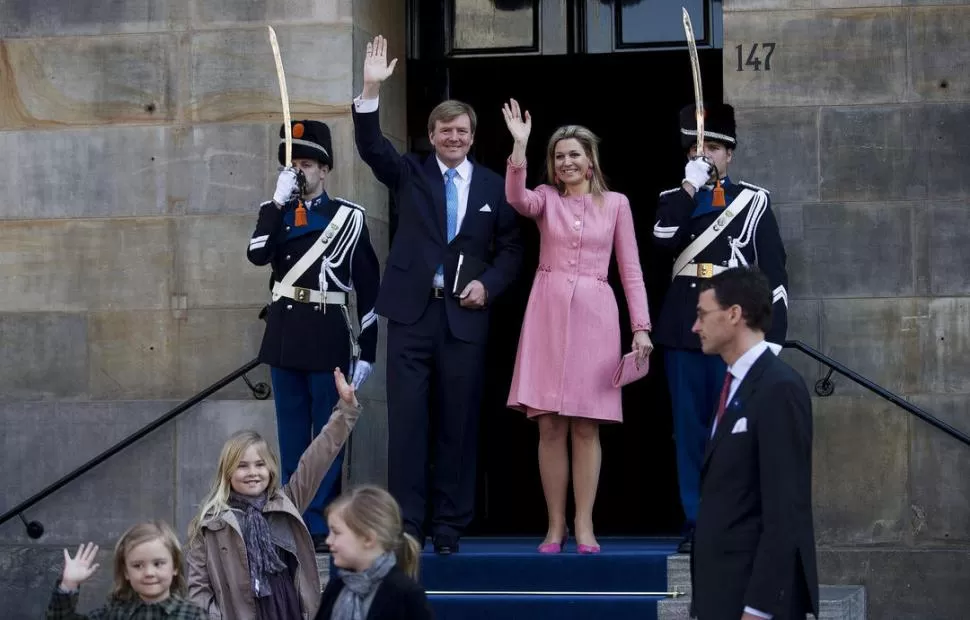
[437,169,459,282]
[444,168,459,241]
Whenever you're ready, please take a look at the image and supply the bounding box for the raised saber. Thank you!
[268,26,292,166]
[682,7,704,153]
[682,7,724,204]
[268,26,308,224]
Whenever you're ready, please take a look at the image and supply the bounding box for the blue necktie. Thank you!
[435,169,459,284]
[445,168,459,241]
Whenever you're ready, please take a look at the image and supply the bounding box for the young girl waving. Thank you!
[187,367,362,620]
[316,485,432,620]
[46,520,204,619]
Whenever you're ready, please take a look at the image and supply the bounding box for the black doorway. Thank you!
[405,49,722,537]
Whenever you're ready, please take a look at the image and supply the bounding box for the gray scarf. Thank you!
[228,491,287,598]
[331,552,397,620]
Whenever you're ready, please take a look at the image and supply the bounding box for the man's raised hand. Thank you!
[363,35,398,86]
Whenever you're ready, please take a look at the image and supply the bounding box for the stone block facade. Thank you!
[0,1,402,615]
[2,0,969,617]
[724,1,970,617]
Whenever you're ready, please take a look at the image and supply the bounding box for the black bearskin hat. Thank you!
[679,103,737,152]
[278,120,334,168]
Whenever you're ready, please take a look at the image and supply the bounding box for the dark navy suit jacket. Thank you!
[691,349,819,620]
[352,106,522,344]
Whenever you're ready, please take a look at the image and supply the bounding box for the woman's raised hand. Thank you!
[502,98,532,144]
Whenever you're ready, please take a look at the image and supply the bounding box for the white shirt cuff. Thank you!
[744,607,772,619]
[353,94,379,113]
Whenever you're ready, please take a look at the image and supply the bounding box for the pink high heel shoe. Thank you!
[537,535,568,554]
[577,543,601,554]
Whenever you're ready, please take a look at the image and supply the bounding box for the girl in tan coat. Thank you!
[186,368,362,620]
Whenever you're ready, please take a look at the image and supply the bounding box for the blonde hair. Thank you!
[326,485,422,580]
[111,521,186,602]
[188,430,281,542]
[427,99,477,135]
[545,125,610,198]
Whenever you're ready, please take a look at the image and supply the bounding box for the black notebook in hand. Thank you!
[452,252,489,298]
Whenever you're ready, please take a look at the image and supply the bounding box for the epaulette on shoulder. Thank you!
[739,181,770,195]
[333,196,366,211]
[659,187,681,197]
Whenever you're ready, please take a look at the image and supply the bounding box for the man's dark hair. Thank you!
[700,267,773,333]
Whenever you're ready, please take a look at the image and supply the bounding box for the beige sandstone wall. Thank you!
[723,1,970,617]
[0,1,404,614]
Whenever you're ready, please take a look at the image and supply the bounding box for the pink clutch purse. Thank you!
[612,352,649,387]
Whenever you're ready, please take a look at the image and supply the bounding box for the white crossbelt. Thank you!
[671,189,755,280]
[271,205,353,305]
[272,284,347,305]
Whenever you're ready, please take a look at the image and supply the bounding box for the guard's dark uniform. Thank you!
[652,103,789,535]
[247,120,380,538]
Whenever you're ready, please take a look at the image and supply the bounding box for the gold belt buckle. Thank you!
[293,286,311,303]
[695,263,714,278]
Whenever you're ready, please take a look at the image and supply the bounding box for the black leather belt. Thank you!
[431,286,446,299]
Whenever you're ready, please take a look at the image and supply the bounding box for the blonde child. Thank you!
[316,485,432,620]
[46,520,204,619]
[186,367,361,620]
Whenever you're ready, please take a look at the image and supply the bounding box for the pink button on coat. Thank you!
[504,159,651,422]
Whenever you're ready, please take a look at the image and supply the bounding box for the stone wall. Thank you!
[723,1,970,617]
[0,1,403,615]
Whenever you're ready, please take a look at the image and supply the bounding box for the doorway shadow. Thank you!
[407,49,722,537]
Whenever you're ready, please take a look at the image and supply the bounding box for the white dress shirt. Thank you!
[709,338,773,620]
[712,339,770,438]
[353,93,474,288]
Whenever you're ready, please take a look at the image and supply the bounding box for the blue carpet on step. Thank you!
[418,537,677,620]
[419,537,676,592]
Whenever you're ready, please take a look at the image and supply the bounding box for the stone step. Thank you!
[658,586,866,620]
[660,554,866,620]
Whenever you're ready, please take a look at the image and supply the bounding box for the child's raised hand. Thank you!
[334,367,359,407]
[60,542,100,590]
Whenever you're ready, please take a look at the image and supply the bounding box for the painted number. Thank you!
[735,43,776,71]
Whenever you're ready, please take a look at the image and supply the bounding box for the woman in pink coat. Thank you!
[501,99,653,553]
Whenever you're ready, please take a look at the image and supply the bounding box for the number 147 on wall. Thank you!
[736,43,776,71]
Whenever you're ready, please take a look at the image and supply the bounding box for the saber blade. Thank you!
[268,25,292,166]
[682,7,704,152]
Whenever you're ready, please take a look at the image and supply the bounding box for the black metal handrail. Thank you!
[785,339,970,447]
[0,358,269,538]
[6,343,965,539]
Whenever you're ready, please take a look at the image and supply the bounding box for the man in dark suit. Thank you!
[351,35,523,554]
[689,267,818,620]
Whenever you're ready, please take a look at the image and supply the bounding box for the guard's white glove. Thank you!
[684,158,714,191]
[351,361,373,389]
[273,167,300,206]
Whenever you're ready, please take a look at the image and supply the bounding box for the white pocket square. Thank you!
[479,204,492,212]
[731,417,748,434]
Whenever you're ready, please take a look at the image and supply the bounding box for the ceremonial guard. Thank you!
[652,103,789,553]
[247,120,380,550]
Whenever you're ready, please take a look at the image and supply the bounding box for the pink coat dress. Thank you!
[504,159,651,422]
